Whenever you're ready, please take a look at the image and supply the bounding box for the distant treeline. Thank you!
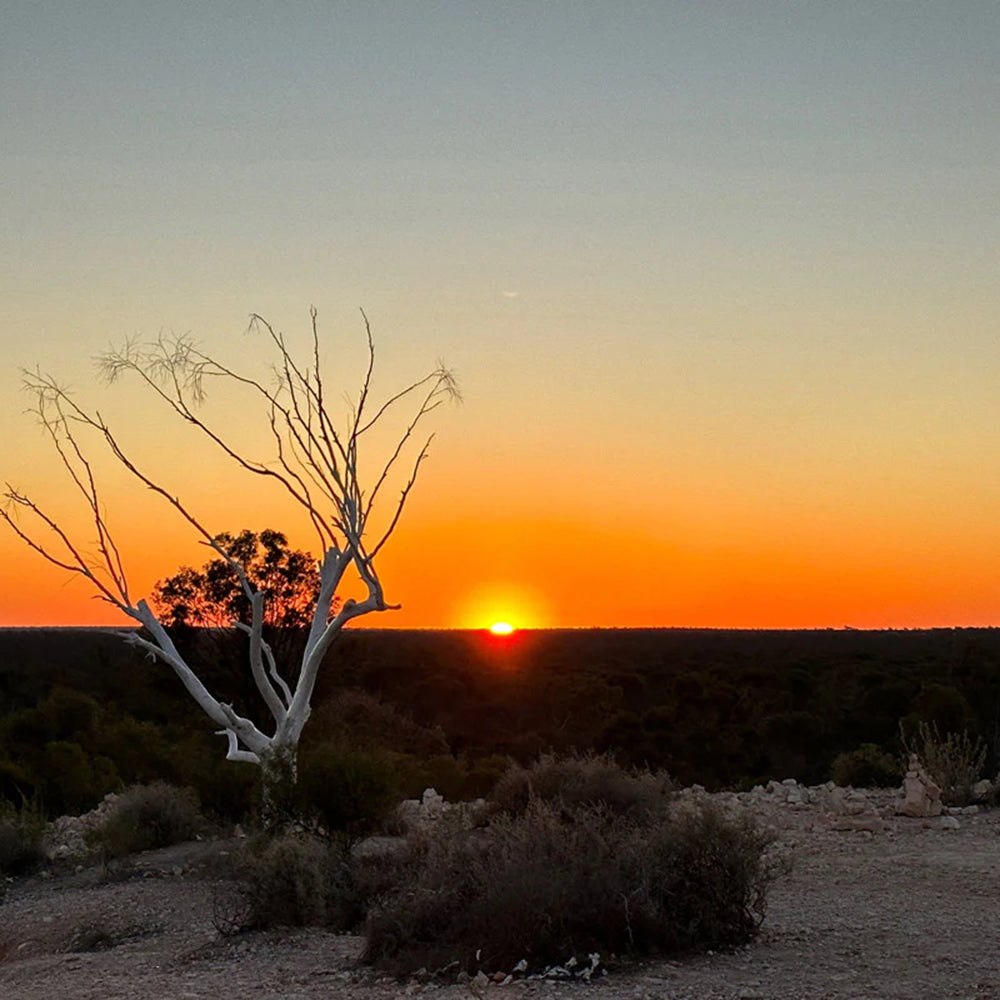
[1,627,998,815]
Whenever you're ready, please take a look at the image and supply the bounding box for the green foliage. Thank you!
[830,743,903,788]
[35,741,120,816]
[904,683,978,737]
[0,803,45,877]
[295,743,399,840]
[89,783,204,859]
[305,688,450,757]
[901,721,988,806]
[151,528,322,631]
[362,794,774,976]
[3,627,1000,812]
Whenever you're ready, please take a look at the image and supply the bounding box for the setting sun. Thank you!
[452,581,548,631]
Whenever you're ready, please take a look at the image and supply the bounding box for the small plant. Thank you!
[215,832,375,934]
[488,751,673,819]
[89,782,204,860]
[67,918,163,952]
[900,721,987,806]
[830,743,903,788]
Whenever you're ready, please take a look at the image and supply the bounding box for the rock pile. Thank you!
[675,763,996,834]
[44,792,119,861]
[897,753,943,818]
[392,787,486,833]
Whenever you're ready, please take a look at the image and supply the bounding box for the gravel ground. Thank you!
[2,800,999,1000]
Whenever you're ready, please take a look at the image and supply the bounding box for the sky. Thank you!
[2,2,1000,630]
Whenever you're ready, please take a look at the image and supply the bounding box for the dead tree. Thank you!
[1,308,457,822]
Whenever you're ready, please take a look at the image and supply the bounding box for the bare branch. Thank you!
[3,307,457,800]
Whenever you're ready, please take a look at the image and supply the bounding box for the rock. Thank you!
[971,779,994,803]
[896,754,943,818]
[830,815,888,834]
[938,815,960,831]
[421,787,445,818]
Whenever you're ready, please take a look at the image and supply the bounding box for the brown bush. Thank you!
[488,751,673,819]
[89,782,204,859]
[214,832,385,934]
[901,721,988,806]
[362,794,774,976]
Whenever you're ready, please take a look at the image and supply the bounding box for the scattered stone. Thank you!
[829,815,888,834]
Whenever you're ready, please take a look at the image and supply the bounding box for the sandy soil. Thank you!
[2,802,999,1000]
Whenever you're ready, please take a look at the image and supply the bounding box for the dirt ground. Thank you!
[2,800,999,1000]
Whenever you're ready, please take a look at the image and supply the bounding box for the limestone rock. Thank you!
[896,754,943,818]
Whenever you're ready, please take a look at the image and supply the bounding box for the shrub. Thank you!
[215,833,371,933]
[901,721,988,806]
[0,804,45,877]
[362,795,774,976]
[90,782,203,859]
[35,740,119,816]
[830,743,903,788]
[296,743,400,840]
[488,751,673,819]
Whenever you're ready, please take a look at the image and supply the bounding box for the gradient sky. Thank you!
[3,2,1000,629]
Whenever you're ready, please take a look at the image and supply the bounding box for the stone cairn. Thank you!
[896,753,943,818]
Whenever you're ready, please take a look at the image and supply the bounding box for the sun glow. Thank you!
[453,581,548,631]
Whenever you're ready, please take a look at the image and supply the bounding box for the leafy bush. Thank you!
[489,751,673,819]
[89,782,204,859]
[363,791,773,975]
[295,743,400,840]
[215,833,371,933]
[0,804,45,877]
[901,721,987,806]
[830,743,903,788]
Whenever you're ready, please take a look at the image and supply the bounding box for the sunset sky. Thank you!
[3,3,1000,630]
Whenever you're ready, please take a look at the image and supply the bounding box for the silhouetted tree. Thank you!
[2,308,458,826]
[152,528,323,631]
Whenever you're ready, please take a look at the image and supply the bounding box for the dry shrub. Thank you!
[362,794,773,976]
[489,752,673,819]
[901,721,987,806]
[89,782,204,859]
[67,917,163,952]
[214,833,375,934]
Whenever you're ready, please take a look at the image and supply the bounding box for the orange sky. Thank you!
[4,7,1000,630]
